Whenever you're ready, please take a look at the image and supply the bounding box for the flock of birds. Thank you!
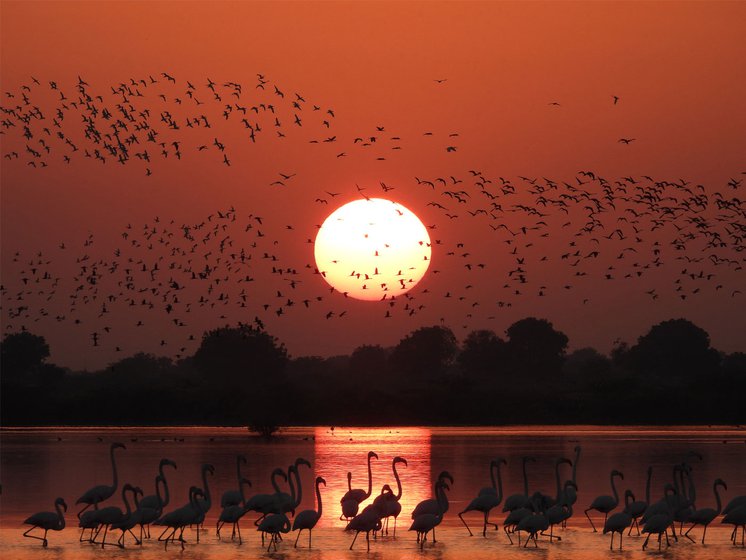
[23,443,746,551]
[1,74,744,360]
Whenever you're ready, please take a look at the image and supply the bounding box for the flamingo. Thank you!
[409,480,450,546]
[459,458,506,537]
[221,454,247,507]
[723,495,746,544]
[292,476,326,548]
[503,456,535,512]
[603,490,633,550]
[136,475,165,542]
[625,466,652,535]
[75,442,126,518]
[584,469,623,532]
[346,488,390,551]
[138,458,176,538]
[340,450,378,520]
[110,485,144,548]
[684,478,727,544]
[375,456,407,536]
[216,478,252,543]
[192,463,215,541]
[258,513,291,552]
[88,483,139,548]
[411,470,454,518]
[503,504,534,544]
[154,486,204,550]
[515,495,549,548]
[561,445,581,527]
[287,457,312,513]
[542,480,577,543]
[642,485,676,551]
[244,467,287,524]
[23,497,67,547]
[478,460,503,497]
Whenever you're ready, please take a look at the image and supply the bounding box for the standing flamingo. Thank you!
[216,477,252,542]
[154,486,204,550]
[346,491,389,552]
[625,466,652,535]
[244,467,287,524]
[220,455,248,508]
[340,450,378,520]
[111,485,145,548]
[584,469,623,532]
[642,485,676,551]
[292,476,326,548]
[258,513,291,552]
[138,458,176,538]
[722,505,746,546]
[23,497,67,547]
[410,480,450,546]
[192,463,214,542]
[459,458,506,537]
[75,442,126,518]
[89,483,140,548]
[375,456,407,536]
[685,478,727,544]
[603,490,633,550]
[412,470,454,518]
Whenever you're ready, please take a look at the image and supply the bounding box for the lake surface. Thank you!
[1,426,745,558]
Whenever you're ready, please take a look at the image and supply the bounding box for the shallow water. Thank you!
[1,426,745,558]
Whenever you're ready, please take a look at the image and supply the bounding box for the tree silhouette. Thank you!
[193,324,288,433]
[389,325,459,379]
[624,318,720,380]
[505,317,568,376]
[1,331,50,377]
[459,329,507,378]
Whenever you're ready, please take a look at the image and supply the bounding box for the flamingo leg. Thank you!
[350,531,359,550]
[701,524,707,545]
[458,512,474,536]
[504,524,514,545]
[584,508,597,532]
[23,527,48,546]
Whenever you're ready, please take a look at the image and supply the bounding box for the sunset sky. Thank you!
[1,0,744,370]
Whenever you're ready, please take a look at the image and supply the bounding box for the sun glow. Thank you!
[314,198,431,301]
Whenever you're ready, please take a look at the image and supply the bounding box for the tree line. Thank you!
[2,317,744,430]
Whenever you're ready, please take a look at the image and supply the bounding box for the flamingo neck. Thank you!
[714,482,723,514]
[610,473,619,505]
[110,446,119,492]
[315,480,323,517]
[160,472,170,508]
[271,470,284,493]
[122,487,133,516]
[554,462,563,502]
[392,462,403,501]
[201,467,211,506]
[495,463,504,503]
[365,455,374,498]
[292,466,303,508]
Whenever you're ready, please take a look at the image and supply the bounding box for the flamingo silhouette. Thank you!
[138,458,176,538]
[220,455,247,507]
[642,485,676,550]
[244,467,287,524]
[584,469,623,531]
[722,504,746,546]
[412,470,454,518]
[410,480,450,546]
[155,486,205,550]
[192,463,215,542]
[110,485,144,548]
[89,482,139,548]
[23,497,67,547]
[340,450,378,520]
[459,458,506,537]
[685,478,727,543]
[625,466,651,535]
[76,442,126,518]
[216,477,252,542]
[292,476,326,548]
[258,512,291,552]
[603,490,633,550]
[375,456,407,536]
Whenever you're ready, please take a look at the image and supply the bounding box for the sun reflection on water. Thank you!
[313,426,432,528]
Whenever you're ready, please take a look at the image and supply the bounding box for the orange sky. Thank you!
[1,1,745,369]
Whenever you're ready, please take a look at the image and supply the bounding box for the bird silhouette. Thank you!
[23,497,67,547]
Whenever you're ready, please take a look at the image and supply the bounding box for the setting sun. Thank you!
[314,198,431,301]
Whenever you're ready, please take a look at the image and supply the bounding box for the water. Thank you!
[1,426,745,558]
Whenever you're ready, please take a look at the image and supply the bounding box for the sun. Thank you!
[314,198,431,301]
